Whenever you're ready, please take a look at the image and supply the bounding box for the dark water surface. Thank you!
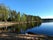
[2,22,53,37]
[0,22,53,40]
[26,22,53,36]
[6,22,41,34]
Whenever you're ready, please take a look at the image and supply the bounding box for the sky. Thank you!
[0,0,53,18]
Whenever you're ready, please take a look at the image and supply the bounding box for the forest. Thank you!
[0,4,41,23]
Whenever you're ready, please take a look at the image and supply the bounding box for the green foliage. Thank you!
[0,4,41,22]
[0,4,10,21]
[16,12,20,22]
[21,14,27,22]
[10,10,17,21]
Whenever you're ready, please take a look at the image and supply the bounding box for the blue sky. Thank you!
[0,0,53,18]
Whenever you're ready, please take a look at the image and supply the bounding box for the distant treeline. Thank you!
[42,19,53,22]
[0,4,41,22]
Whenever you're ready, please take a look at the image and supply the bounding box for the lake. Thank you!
[26,22,53,37]
[1,22,53,37]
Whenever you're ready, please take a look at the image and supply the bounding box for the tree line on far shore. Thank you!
[0,4,41,22]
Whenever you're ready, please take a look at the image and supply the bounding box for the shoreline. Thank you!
[0,21,37,26]
[0,33,47,40]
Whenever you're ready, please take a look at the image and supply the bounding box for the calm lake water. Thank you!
[26,22,53,36]
[2,22,53,37]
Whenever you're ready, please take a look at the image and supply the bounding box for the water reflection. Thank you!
[1,22,41,33]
